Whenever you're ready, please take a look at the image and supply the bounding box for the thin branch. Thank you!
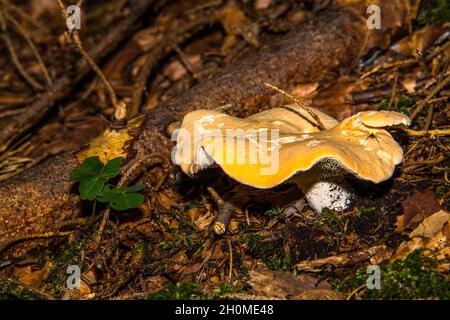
[227,239,233,283]
[404,128,450,137]
[55,0,125,120]
[360,59,416,79]
[410,66,450,120]
[94,208,110,246]
[129,16,214,116]
[0,231,73,254]
[207,187,237,236]
[422,104,433,131]
[264,82,325,130]
[2,1,47,32]
[388,71,398,109]
[5,13,52,86]
[174,45,199,81]
[0,9,45,90]
[71,32,123,114]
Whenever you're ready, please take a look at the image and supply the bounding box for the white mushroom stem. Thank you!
[295,177,354,213]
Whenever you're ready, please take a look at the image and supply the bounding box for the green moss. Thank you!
[417,0,450,25]
[320,208,345,233]
[264,207,285,221]
[434,185,447,198]
[134,240,148,254]
[396,96,413,116]
[355,207,376,218]
[185,200,205,210]
[44,239,86,297]
[379,96,412,115]
[245,232,296,271]
[146,282,207,300]
[0,280,41,300]
[378,99,390,110]
[146,282,242,300]
[267,256,292,272]
[237,221,250,235]
[334,249,450,299]
[159,232,201,252]
[148,211,177,234]
[246,234,276,258]
[209,283,241,299]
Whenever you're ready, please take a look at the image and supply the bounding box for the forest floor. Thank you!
[0,0,448,300]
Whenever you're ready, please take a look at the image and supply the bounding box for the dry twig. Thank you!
[129,16,215,116]
[404,128,450,137]
[0,231,73,254]
[410,67,450,120]
[55,0,126,120]
[0,9,45,90]
[264,83,326,130]
[4,13,52,86]
[207,187,237,235]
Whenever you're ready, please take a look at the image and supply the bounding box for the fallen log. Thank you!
[0,0,410,256]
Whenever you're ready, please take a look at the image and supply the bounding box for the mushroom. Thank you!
[172,105,410,213]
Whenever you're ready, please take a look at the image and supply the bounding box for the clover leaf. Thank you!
[70,156,146,210]
[102,157,124,177]
[98,184,146,211]
[70,156,124,201]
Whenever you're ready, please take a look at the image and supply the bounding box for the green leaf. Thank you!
[110,193,145,211]
[70,156,103,182]
[70,156,144,209]
[96,184,117,203]
[70,157,107,200]
[71,156,124,201]
[102,157,124,178]
[79,176,107,201]
[98,184,146,211]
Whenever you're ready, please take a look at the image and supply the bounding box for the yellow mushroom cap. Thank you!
[173,107,410,188]
[358,110,411,127]
[246,104,339,132]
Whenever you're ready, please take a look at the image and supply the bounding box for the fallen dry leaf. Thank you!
[295,245,392,272]
[249,269,318,299]
[249,270,312,299]
[397,189,442,231]
[311,76,357,120]
[218,0,259,50]
[392,237,426,261]
[187,207,213,230]
[77,115,145,164]
[390,22,450,57]
[248,269,344,300]
[164,55,201,81]
[409,210,450,239]
[255,0,272,10]
[17,261,51,289]
[292,289,345,300]
[292,82,320,98]
[392,211,449,264]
